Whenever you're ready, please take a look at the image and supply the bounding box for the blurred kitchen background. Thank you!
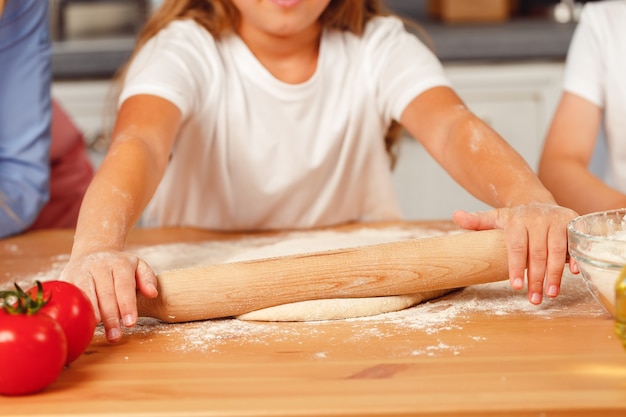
[50,0,604,220]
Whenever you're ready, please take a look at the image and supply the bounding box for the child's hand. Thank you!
[452,203,579,305]
[60,251,158,343]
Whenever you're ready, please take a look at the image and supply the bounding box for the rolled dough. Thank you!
[235,289,455,322]
[223,228,458,322]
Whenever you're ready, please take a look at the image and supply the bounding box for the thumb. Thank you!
[136,259,158,299]
[452,209,498,231]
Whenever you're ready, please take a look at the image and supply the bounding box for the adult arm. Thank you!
[400,86,577,305]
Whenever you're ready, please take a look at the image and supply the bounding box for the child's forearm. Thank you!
[71,137,167,257]
[401,87,555,209]
[441,113,555,209]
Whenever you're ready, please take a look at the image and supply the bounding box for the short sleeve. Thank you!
[363,17,451,122]
[119,21,211,118]
[562,4,605,107]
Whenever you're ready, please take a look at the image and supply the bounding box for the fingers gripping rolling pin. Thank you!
[136,229,508,322]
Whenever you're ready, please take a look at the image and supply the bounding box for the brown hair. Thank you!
[114,0,411,167]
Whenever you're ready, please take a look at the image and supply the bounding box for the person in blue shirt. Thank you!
[0,0,52,238]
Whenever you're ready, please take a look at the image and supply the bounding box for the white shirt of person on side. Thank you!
[561,0,626,190]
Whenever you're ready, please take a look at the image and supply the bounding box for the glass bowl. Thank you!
[567,209,626,316]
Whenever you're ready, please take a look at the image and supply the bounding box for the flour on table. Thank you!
[4,226,608,356]
[94,269,605,356]
[134,227,452,273]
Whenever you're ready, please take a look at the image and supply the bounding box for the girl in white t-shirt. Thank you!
[539,1,626,214]
[62,0,578,343]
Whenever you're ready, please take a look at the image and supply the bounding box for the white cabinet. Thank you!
[392,61,565,220]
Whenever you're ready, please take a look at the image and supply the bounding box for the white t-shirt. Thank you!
[562,1,626,190]
[120,16,451,230]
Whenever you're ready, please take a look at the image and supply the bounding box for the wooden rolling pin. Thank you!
[136,229,508,322]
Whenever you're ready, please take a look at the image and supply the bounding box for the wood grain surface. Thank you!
[1,222,625,417]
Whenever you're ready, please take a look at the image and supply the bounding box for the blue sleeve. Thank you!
[0,0,52,238]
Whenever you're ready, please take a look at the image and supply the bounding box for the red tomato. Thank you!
[27,281,97,365]
[0,310,67,396]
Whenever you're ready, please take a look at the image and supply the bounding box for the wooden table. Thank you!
[1,224,626,417]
